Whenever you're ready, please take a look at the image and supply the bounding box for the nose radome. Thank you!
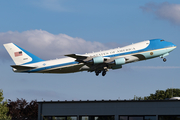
[167,41,177,48]
[171,43,177,47]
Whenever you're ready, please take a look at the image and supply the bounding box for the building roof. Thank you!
[38,99,180,103]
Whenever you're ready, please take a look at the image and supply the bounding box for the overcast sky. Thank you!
[0,0,180,102]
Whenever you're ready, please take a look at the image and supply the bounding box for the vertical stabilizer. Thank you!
[3,43,44,65]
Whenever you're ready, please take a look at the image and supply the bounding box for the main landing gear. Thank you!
[95,69,107,76]
[95,70,101,76]
[102,70,106,76]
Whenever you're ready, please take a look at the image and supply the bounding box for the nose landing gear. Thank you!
[160,53,169,62]
[163,58,167,62]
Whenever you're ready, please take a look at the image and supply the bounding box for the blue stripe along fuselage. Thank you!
[25,39,176,73]
[25,61,78,73]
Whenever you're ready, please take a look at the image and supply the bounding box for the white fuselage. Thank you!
[17,40,176,73]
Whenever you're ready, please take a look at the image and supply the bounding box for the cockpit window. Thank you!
[160,39,164,41]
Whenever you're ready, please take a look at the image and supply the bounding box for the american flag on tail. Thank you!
[14,51,22,57]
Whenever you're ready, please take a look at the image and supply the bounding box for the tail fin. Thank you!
[3,43,44,65]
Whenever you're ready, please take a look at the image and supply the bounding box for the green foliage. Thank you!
[0,89,11,120]
[67,117,72,120]
[133,95,144,100]
[134,88,180,100]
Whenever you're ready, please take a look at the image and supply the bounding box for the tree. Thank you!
[7,98,38,120]
[0,89,11,120]
[144,88,180,100]
[133,88,180,100]
[25,100,38,119]
[133,95,144,100]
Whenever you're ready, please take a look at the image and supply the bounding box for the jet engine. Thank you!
[91,56,104,64]
[110,58,126,70]
[112,57,125,65]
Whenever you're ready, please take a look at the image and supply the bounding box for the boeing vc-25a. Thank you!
[4,39,176,76]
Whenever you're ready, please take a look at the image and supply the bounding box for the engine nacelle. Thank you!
[92,56,104,64]
[110,58,125,70]
[113,57,125,65]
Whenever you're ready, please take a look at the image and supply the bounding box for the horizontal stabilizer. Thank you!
[11,65,36,70]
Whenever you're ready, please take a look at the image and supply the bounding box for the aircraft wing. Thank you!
[65,54,96,63]
[65,53,143,64]
[65,54,88,59]
[65,53,142,72]
[11,65,36,70]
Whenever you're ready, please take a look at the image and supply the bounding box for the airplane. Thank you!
[3,39,176,76]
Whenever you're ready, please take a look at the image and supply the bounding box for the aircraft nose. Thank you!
[168,41,177,48]
[171,43,177,48]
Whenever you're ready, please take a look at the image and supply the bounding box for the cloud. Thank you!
[131,66,180,69]
[0,30,109,60]
[140,2,180,25]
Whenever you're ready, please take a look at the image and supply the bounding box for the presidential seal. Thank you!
[150,52,153,55]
